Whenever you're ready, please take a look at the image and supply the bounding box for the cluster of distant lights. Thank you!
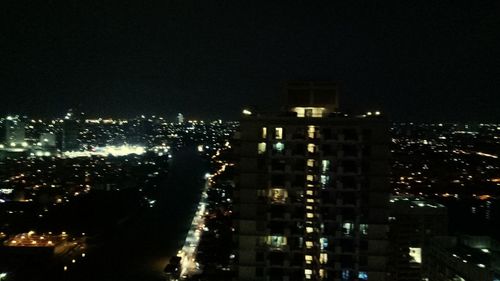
[63,145,146,158]
[0,144,148,158]
[451,250,490,269]
[362,111,381,117]
[242,108,382,117]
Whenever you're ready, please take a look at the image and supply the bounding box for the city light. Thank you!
[63,145,146,158]
[242,109,252,115]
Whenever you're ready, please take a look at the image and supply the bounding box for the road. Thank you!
[63,148,208,281]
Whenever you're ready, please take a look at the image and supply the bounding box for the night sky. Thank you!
[1,1,499,121]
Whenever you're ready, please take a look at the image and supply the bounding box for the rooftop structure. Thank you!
[423,235,500,281]
[388,196,448,281]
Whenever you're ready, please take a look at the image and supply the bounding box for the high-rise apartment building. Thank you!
[62,109,81,151]
[177,113,185,124]
[235,82,390,281]
[4,115,26,147]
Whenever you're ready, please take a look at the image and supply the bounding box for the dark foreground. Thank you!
[63,149,207,281]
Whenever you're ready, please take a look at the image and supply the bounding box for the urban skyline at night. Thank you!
[1,1,499,281]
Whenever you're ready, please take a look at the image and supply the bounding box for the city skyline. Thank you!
[1,2,500,280]
[1,1,499,121]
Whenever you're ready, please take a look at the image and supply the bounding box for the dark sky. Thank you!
[1,1,499,121]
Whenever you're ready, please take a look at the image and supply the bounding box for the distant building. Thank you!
[423,235,500,281]
[4,116,26,148]
[39,133,56,148]
[235,82,390,281]
[177,113,185,124]
[62,109,82,151]
[388,196,448,281]
[62,119,80,151]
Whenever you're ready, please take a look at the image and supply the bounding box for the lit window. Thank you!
[320,237,328,250]
[305,255,313,262]
[320,253,328,264]
[262,127,267,139]
[306,190,313,196]
[306,205,313,210]
[307,159,315,167]
[342,222,354,236]
[273,142,285,152]
[306,175,314,182]
[360,224,368,235]
[307,143,316,153]
[307,199,314,203]
[266,235,287,249]
[305,268,312,279]
[409,247,422,263]
[307,126,316,139]
[275,128,283,139]
[319,269,326,278]
[358,271,368,280]
[292,107,325,118]
[269,188,287,204]
[257,142,266,154]
[306,241,313,248]
[342,270,351,281]
[306,213,314,218]
[320,175,330,187]
[306,227,314,233]
[321,160,330,173]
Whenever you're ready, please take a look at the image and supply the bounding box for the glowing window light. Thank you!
[320,253,328,264]
[275,128,283,139]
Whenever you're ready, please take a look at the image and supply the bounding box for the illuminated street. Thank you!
[60,148,208,281]
[175,158,232,279]
[177,175,210,278]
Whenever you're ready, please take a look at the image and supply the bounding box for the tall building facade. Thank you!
[4,116,26,147]
[62,109,82,151]
[235,82,390,281]
[62,119,80,151]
